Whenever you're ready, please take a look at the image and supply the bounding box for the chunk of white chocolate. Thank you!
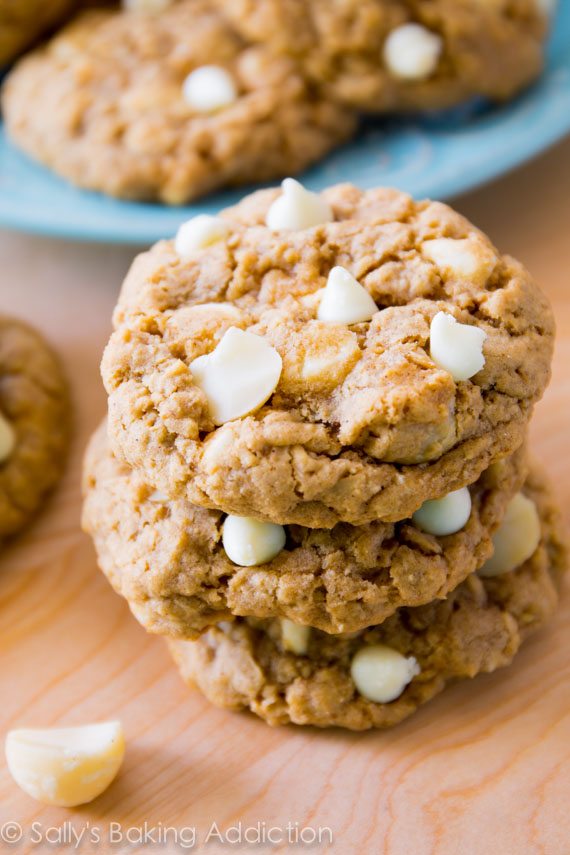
[479,493,541,577]
[383,23,442,81]
[222,515,286,566]
[183,65,237,113]
[429,312,486,382]
[265,178,333,230]
[175,215,230,257]
[351,645,420,704]
[412,487,472,536]
[123,0,172,10]
[281,619,310,655]
[5,722,125,807]
[190,326,282,424]
[317,266,377,324]
[422,237,497,286]
[0,411,16,463]
[300,330,361,389]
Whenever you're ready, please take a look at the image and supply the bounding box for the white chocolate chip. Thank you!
[351,645,420,704]
[265,178,333,230]
[317,266,377,325]
[5,722,125,807]
[422,237,497,286]
[281,619,310,655]
[123,0,172,10]
[148,490,169,503]
[479,493,541,577]
[429,312,486,382]
[412,487,472,536]
[0,411,16,463]
[383,23,442,81]
[175,215,230,257]
[190,327,282,424]
[222,515,286,566]
[183,65,237,113]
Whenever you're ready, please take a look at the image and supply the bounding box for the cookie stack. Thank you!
[83,180,566,730]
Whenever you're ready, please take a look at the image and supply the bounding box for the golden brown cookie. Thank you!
[1,0,356,204]
[0,0,75,66]
[214,0,549,112]
[82,423,527,637]
[169,466,567,730]
[102,183,554,527]
[0,316,71,542]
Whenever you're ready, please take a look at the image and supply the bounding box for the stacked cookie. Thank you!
[83,180,565,730]
[1,0,553,203]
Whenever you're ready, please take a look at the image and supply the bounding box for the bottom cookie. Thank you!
[169,467,566,731]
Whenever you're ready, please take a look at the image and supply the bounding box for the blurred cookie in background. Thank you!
[0,316,71,544]
[1,0,356,203]
[214,0,552,113]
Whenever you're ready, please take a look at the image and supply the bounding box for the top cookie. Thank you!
[214,0,549,112]
[0,316,71,542]
[103,182,554,527]
[1,0,355,204]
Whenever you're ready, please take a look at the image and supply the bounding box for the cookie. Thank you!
[169,466,567,730]
[102,183,554,527]
[82,422,527,637]
[0,0,75,66]
[1,1,356,204]
[214,0,549,113]
[0,316,71,542]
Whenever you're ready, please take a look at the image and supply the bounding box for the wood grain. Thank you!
[0,138,569,855]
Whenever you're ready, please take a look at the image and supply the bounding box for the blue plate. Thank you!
[1,5,569,245]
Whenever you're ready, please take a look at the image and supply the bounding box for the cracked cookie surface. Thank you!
[82,424,527,637]
[0,316,71,542]
[1,0,355,204]
[169,466,567,730]
[103,184,554,527]
[214,0,548,112]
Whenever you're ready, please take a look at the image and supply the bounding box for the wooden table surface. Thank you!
[0,139,569,855]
